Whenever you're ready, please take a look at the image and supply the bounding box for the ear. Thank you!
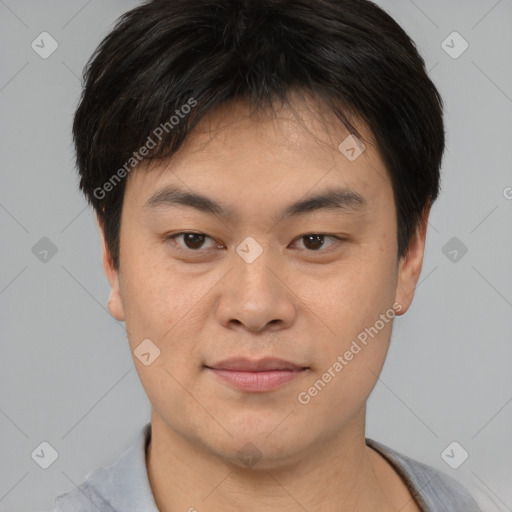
[96,212,125,322]
[394,205,431,316]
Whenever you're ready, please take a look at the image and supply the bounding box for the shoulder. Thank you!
[51,423,157,512]
[366,438,482,512]
[52,480,118,512]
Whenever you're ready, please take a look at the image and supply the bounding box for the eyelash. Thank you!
[164,232,346,255]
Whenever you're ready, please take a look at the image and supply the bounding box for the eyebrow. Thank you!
[143,185,368,220]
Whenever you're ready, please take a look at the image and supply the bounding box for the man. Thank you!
[53,0,482,510]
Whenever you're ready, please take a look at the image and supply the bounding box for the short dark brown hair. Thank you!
[73,0,445,270]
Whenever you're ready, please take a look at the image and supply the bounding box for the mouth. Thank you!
[204,357,309,392]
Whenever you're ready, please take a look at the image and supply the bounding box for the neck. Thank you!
[146,408,396,512]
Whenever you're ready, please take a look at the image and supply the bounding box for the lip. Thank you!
[205,358,308,392]
[206,357,306,372]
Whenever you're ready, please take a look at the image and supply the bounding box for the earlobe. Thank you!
[394,206,431,316]
[96,213,125,322]
[107,285,125,322]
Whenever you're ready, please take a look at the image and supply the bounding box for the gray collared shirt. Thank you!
[52,423,482,511]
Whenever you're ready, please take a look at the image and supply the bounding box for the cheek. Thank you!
[296,310,394,429]
[119,251,215,389]
[120,248,187,338]
[310,251,397,336]
[297,244,398,394]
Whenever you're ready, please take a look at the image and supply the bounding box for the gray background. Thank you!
[0,1,511,510]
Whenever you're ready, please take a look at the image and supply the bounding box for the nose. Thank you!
[214,241,297,333]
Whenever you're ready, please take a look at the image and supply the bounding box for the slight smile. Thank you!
[205,357,309,392]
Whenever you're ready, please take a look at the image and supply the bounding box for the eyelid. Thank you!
[166,231,346,253]
[166,232,222,251]
[290,234,342,252]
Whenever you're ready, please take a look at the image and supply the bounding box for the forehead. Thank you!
[124,95,391,209]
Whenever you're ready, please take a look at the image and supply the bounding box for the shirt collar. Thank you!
[85,422,159,512]
[84,423,466,512]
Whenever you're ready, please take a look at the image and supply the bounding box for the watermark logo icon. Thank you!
[236,237,263,263]
[134,338,161,366]
[441,31,468,59]
[31,441,59,469]
[442,236,468,263]
[441,441,469,469]
[338,134,366,161]
[32,237,58,263]
[31,32,59,59]
[237,442,262,468]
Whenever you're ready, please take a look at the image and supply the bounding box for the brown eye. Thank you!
[182,233,207,249]
[294,234,340,251]
[302,234,326,250]
[167,232,219,251]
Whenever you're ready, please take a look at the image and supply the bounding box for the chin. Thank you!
[200,426,313,471]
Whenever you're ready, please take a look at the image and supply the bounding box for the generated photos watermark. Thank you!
[93,97,198,200]
[297,301,403,405]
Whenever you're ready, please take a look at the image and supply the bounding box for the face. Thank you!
[100,95,427,469]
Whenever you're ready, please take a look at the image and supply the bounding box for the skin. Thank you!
[98,93,429,511]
